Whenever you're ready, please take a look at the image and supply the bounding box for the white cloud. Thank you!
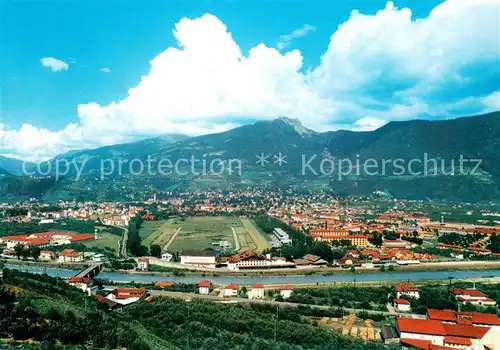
[101,67,110,73]
[40,57,69,72]
[352,117,387,131]
[277,24,316,50]
[3,0,498,161]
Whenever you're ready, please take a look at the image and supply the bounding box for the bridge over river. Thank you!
[73,263,103,279]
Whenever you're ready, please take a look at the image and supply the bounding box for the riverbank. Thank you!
[4,258,500,278]
[123,260,500,278]
[6,263,500,286]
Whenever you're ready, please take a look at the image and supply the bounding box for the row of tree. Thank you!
[13,244,41,261]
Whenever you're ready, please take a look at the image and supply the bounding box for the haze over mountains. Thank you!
[0,111,499,202]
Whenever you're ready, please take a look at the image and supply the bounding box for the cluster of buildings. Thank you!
[395,310,499,350]
[340,248,437,268]
[0,231,95,250]
[308,228,371,247]
[225,250,294,270]
[179,249,328,271]
[390,282,497,313]
[2,201,144,227]
[270,228,292,248]
[381,282,500,349]
[436,244,496,258]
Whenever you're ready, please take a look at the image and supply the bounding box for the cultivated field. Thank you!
[82,232,120,253]
[140,216,270,253]
[141,219,180,247]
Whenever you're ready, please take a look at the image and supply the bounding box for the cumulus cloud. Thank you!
[40,57,69,72]
[277,24,316,50]
[101,67,110,73]
[2,0,499,161]
[352,117,387,131]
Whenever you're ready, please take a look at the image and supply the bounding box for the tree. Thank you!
[150,245,162,258]
[369,233,383,247]
[21,248,30,260]
[388,265,394,272]
[350,266,356,273]
[30,246,41,261]
[379,265,386,272]
[14,244,25,260]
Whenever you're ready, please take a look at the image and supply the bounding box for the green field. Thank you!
[83,232,121,253]
[141,219,180,247]
[139,216,271,253]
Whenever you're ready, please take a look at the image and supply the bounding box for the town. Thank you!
[1,190,499,349]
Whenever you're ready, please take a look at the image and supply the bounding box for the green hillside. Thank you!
[0,269,395,349]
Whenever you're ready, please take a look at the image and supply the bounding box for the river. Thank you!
[6,263,500,285]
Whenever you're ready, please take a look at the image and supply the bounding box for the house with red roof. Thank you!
[223,283,239,297]
[198,280,211,295]
[0,231,94,249]
[58,249,83,263]
[396,317,496,350]
[248,284,265,300]
[427,309,500,330]
[227,250,294,270]
[40,250,56,261]
[106,288,148,305]
[137,258,149,271]
[393,298,411,312]
[450,288,497,307]
[67,276,91,293]
[394,283,420,299]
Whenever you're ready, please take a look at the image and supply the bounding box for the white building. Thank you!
[227,250,293,271]
[397,317,497,350]
[223,284,239,297]
[161,252,173,262]
[198,280,211,295]
[393,283,420,299]
[280,286,294,299]
[248,284,265,299]
[451,288,497,307]
[180,250,217,268]
[92,253,107,262]
[40,250,56,261]
[68,277,91,294]
[137,258,149,271]
[58,249,83,263]
[105,288,147,306]
[393,298,411,312]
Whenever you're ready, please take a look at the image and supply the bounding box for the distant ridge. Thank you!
[0,111,498,202]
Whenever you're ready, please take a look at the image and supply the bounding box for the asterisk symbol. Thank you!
[256,153,270,166]
[273,153,288,166]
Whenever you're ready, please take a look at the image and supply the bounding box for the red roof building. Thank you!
[394,283,420,299]
[198,280,211,288]
[397,317,494,349]
[427,309,500,327]
[450,288,497,306]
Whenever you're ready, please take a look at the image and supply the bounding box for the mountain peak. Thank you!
[272,117,315,136]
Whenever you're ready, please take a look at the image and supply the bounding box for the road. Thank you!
[163,227,182,251]
[148,290,426,319]
[231,227,241,251]
[110,225,128,259]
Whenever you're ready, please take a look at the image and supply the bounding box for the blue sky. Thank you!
[1,0,498,161]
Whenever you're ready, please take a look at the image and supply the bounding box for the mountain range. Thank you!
[0,111,499,202]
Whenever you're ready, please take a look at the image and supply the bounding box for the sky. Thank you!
[1,0,499,161]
